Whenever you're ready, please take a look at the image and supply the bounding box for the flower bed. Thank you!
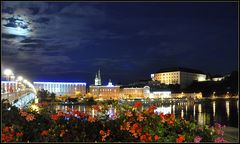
[1,101,227,142]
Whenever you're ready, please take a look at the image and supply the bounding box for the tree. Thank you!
[50,92,56,101]
[76,92,83,99]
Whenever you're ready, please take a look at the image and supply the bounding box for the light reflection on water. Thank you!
[55,99,239,128]
[213,101,216,118]
[226,101,230,119]
[155,106,171,114]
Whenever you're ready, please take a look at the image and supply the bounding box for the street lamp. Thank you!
[10,75,15,81]
[17,76,23,81]
[17,76,24,91]
[3,69,13,81]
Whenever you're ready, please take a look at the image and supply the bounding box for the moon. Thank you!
[3,16,33,37]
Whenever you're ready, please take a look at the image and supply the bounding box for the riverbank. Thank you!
[223,127,239,143]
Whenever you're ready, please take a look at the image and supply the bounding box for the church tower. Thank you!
[98,69,101,85]
[95,73,99,85]
[94,69,102,86]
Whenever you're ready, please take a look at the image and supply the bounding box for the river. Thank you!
[55,99,239,128]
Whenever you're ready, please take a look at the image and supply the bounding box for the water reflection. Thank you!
[213,101,216,118]
[237,101,239,113]
[226,101,230,119]
[185,105,188,115]
[181,109,184,118]
[55,99,239,128]
[92,108,95,116]
[198,104,202,113]
[155,106,171,114]
[173,105,175,114]
[193,105,195,118]
[198,113,203,126]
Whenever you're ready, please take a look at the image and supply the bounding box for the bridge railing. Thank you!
[1,88,35,103]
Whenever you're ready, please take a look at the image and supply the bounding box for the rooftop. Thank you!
[155,67,205,74]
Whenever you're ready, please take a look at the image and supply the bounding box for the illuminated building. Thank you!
[90,79,120,100]
[1,81,17,93]
[149,91,171,99]
[151,67,206,88]
[211,75,225,81]
[121,86,150,99]
[33,82,86,96]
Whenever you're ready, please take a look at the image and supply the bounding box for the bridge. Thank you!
[1,88,37,108]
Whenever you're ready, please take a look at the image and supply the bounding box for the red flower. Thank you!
[147,105,157,114]
[125,111,133,117]
[133,102,142,108]
[99,130,105,136]
[57,111,65,117]
[99,129,110,142]
[136,112,144,122]
[72,110,81,116]
[92,105,101,112]
[88,116,96,123]
[60,130,65,137]
[120,122,130,131]
[41,130,49,136]
[129,123,142,138]
[140,133,152,142]
[167,120,174,125]
[140,134,147,142]
[176,135,185,143]
[16,132,23,137]
[154,135,159,141]
[51,114,59,121]
[3,127,9,133]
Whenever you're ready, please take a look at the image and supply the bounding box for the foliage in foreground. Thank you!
[2,101,227,143]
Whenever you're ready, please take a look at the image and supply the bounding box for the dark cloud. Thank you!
[2,33,27,39]
[20,38,44,43]
[33,17,50,24]
[2,7,14,14]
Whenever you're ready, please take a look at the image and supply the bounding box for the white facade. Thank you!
[151,71,206,88]
[212,77,224,81]
[33,82,86,96]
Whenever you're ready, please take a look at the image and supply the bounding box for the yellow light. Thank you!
[35,98,39,103]
[31,104,39,112]
[17,76,23,81]
[75,91,81,95]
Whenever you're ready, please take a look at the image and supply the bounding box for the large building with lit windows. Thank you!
[151,67,207,88]
[89,70,121,100]
[89,79,121,100]
[121,86,150,99]
[33,82,86,96]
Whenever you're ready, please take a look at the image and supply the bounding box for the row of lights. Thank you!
[3,69,36,94]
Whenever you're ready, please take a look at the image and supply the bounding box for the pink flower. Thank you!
[214,137,225,143]
[194,136,202,143]
[216,129,224,136]
[214,123,222,129]
[125,111,133,117]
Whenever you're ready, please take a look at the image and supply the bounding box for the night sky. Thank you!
[1,2,238,85]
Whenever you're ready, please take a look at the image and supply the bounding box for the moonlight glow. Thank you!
[2,16,33,37]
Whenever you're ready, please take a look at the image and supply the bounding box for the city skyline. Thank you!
[1,2,238,84]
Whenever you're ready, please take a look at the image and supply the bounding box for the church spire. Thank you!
[98,69,101,85]
[94,72,98,85]
[94,69,101,86]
